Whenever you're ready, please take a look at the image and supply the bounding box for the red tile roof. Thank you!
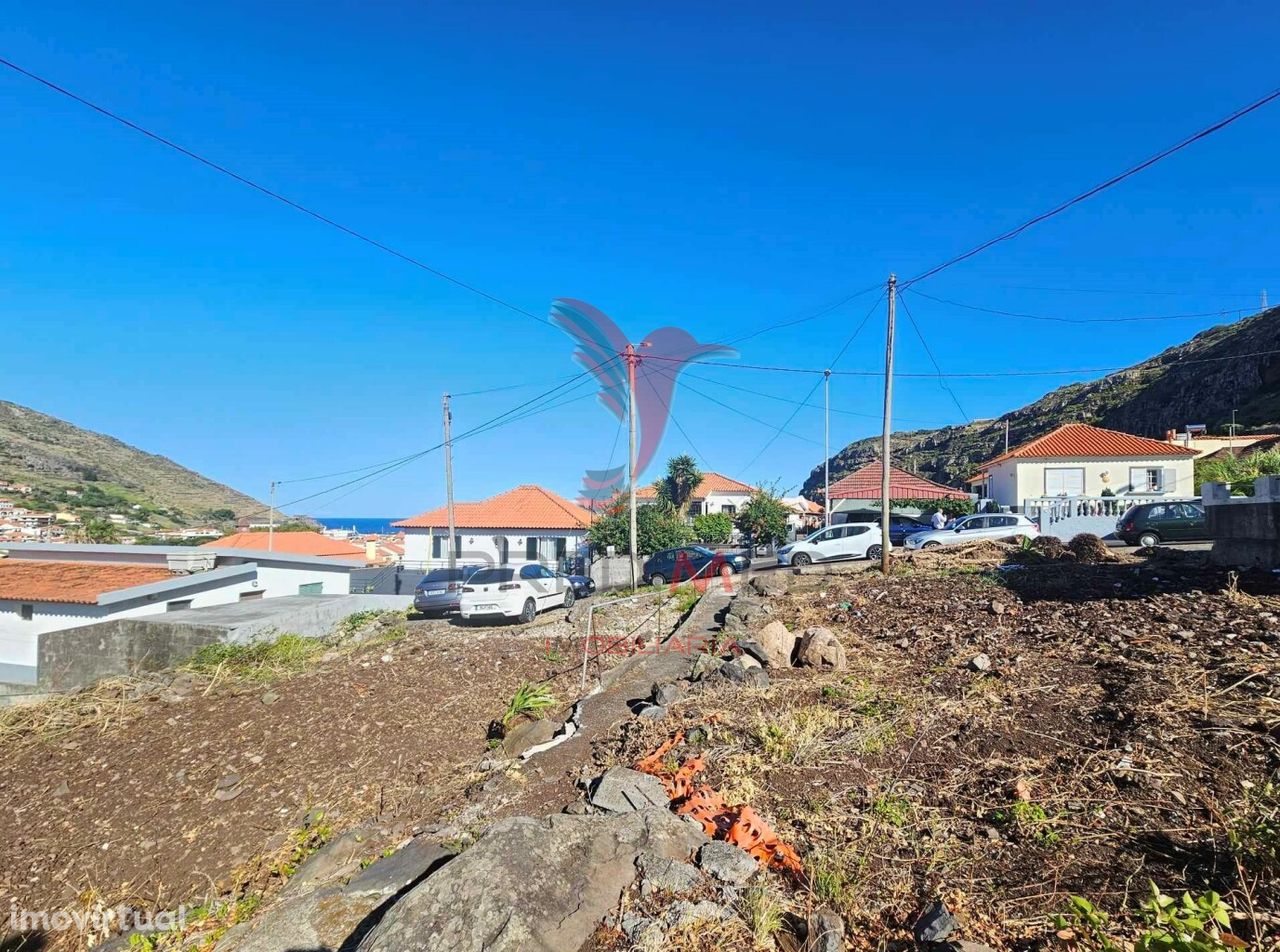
[828,460,970,500]
[981,423,1198,467]
[636,472,756,500]
[202,531,369,562]
[393,485,594,530]
[0,561,174,604]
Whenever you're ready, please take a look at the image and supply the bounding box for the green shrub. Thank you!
[501,681,557,727]
[692,512,734,544]
[185,634,324,681]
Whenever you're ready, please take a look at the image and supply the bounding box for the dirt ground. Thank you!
[597,551,1280,950]
[0,590,684,948]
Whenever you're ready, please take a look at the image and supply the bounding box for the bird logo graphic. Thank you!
[550,299,737,508]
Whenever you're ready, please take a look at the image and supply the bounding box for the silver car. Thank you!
[903,513,1039,550]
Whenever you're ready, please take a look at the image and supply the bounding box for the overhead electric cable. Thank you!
[895,292,970,421]
[906,289,1248,324]
[900,86,1280,288]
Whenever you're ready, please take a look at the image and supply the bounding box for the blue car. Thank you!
[843,516,932,546]
[560,573,596,598]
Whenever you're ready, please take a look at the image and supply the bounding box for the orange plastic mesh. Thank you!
[633,735,805,880]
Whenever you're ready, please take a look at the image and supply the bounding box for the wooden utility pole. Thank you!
[625,343,640,588]
[442,393,456,569]
[824,369,831,526]
[267,480,277,552]
[880,274,897,574]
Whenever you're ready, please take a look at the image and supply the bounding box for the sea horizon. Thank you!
[313,517,405,535]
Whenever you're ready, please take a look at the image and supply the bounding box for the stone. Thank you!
[281,826,376,898]
[988,600,1006,616]
[742,620,796,667]
[52,781,70,797]
[697,841,758,884]
[589,767,669,813]
[502,717,557,757]
[652,681,683,706]
[749,573,789,597]
[796,627,847,670]
[942,942,998,952]
[635,703,668,720]
[260,690,280,705]
[356,808,706,952]
[664,899,730,929]
[967,653,992,672]
[637,852,700,895]
[719,659,769,688]
[219,840,452,952]
[912,898,958,944]
[807,907,845,951]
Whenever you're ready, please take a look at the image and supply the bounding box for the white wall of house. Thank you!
[401,527,588,570]
[985,456,1196,509]
[0,560,351,684]
[688,491,752,518]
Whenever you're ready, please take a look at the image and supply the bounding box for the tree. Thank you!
[588,499,694,555]
[692,512,734,544]
[83,518,119,543]
[1195,448,1280,496]
[654,455,703,518]
[734,487,790,546]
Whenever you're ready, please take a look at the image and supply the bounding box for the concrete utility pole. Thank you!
[443,393,456,569]
[1005,419,1010,454]
[1262,289,1269,310]
[823,369,831,527]
[267,480,277,552]
[625,343,641,588]
[880,274,897,575]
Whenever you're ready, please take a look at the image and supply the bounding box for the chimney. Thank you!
[166,551,216,574]
[365,540,377,563]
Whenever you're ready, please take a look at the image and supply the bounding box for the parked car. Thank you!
[776,523,886,566]
[412,565,483,615]
[1115,501,1207,547]
[459,564,575,623]
[904,513,1039,550]
[642,546,750,586]
[560,573,596,598]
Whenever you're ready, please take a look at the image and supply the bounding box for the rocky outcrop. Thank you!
[356,808,706,952]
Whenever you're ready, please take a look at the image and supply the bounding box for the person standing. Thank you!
[930,509,946,530]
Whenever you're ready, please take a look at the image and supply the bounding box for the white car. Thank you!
[903,513,1039,550]
[459,564,575,623]
[776,523,887,567]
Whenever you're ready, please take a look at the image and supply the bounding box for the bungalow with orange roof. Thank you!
[966,423,1198,512]
[201,530,373,564]
[393,484,594,570]
[828,460,971,520]
[635,472,756,519]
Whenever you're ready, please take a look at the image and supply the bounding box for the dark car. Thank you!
[642,546,750,586]
[413,565,483,615]
[1115,501,1208,547]
[560,573,596,598]
[842,515,932,545]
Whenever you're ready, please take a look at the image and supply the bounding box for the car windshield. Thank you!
[805,528,831,543]
[422,568,468,582]
[691,546,716,557]
[468,568,514,584]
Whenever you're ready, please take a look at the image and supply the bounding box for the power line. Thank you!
[907,288,1248,324]
[829,291,888,369]
[741,375,825,472]
[0,56,554,330]
[721,282,883,346]
[647,363,823,448]
[895,292,970,421]
[1000,283,1262,298]
[900,85,1280,289]
[640,370,709,468]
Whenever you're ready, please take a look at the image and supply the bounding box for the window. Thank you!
[720,504,736,515]
[688,502,703,516]
[432,534,462,558]
[532,536,566,562]
[519,564,541,579]
[239,590,264,602]
[297,582,323,596]
[847,525,870,536]
[20,604,33,621]
[1130,467,1175,493]
[525,536,538,561]
[166,599,193,612]
[1044,468,1085,496]
[470,567,515,584]
[959,517,987,531]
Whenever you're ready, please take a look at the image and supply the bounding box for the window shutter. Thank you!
[431,535,442,558]
[526,537,538,561]
[1161,468,1177,493]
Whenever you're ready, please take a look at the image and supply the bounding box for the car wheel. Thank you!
[791,552,812,567]
[867,544,882,562]
[519,598,536,624]
[922,541,941,549]
[650,573,666,587]
[1137,531,1160,548]
[563,588,576,609]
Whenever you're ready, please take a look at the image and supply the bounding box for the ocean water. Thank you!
[314,517,405,535]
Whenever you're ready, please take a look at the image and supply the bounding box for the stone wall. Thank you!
[1203,477,1280,569]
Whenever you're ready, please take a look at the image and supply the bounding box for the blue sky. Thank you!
[3,1,1278,517]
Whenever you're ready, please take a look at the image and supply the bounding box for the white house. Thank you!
[0,543,357,685]
[636,472,756,519]
[966,423,1199,512]
[394,484,594,570]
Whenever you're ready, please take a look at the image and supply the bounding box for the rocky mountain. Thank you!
[0,400,263,524]
[802,304,1280,497]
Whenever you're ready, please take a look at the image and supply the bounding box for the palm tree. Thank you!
[656,455,703,518]
[83,518,120,543]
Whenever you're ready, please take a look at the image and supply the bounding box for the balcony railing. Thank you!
[1022,494,1170,526]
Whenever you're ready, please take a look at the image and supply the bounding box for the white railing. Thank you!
[1022,494,1176,527]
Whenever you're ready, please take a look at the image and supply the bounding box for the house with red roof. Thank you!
[635,472,756,519]
[201,530,372,563]
[966,423,1198,510]
[827,460,970,519]
[392,485,594,569]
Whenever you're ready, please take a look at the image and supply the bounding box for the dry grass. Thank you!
[0,675,169,746]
